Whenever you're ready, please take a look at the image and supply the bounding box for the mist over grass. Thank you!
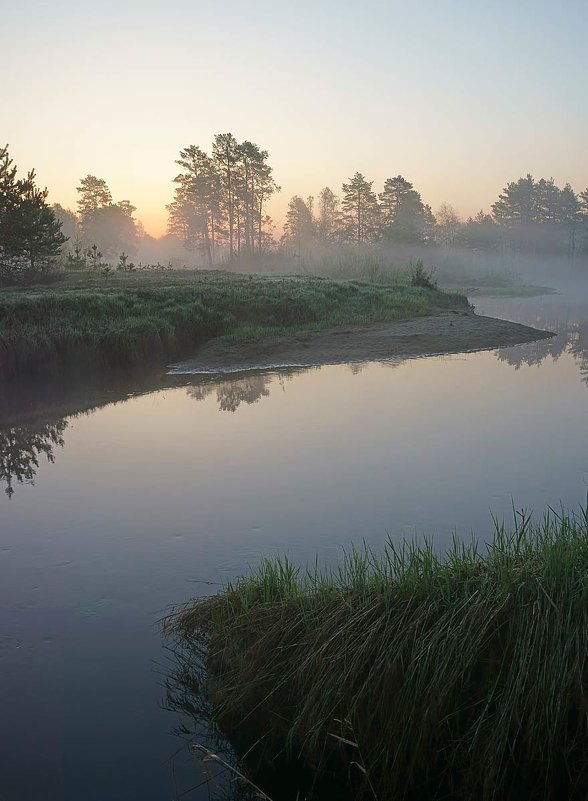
[177,240,582,296]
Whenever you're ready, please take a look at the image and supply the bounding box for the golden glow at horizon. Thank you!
[3,1,586,238]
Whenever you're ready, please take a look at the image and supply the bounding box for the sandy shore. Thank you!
[169,310,553,374]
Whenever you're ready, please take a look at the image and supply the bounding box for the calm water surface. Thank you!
[2,292,588,800]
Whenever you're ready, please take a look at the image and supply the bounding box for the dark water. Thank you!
[2,291,588,800]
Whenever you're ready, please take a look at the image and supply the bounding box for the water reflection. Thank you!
[496,322,570,370]
[164,638,313,801]
[187,374,273,413]
[3,292,588,500]
[164,643,243,800]
[489,297,588,383]
[0,371,304,496]
[184,364,403,412]
[0,420,67,497]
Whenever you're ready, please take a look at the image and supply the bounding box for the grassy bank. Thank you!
[167,506,588,801]
[0,270,468,378]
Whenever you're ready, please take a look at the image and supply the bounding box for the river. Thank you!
[2,290,588,800]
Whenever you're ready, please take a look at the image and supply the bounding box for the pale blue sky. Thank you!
[3,0,587,234]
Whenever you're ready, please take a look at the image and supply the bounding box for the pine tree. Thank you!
[172,135,279,261]
[212,133,240,260]
[76,175,112,218]
[235,141,262,253]
[282,195,315,259]
[534,178,561,223]
[462,211,500,251]
[492,175,536,225]
[559,183,581,256]
[379,176,413,229]
[578,188,588,255]
[235,141,279,254]
[341,173,379,244]
[168,145,223,266]
[251,154,279,253]
[316,187,339,242]
[492,175,581,255]
[0,146,66,279]
[379,176,433,244]
[14,174,67,270]
[0,145,18,210]
[167,186,200,247]
[0,145,20,260]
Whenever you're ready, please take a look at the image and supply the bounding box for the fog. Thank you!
[46,158,588,296]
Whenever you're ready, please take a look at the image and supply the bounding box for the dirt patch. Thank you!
[168,310,553,374]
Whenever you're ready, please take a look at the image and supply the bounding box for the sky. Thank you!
[3,0,587,237]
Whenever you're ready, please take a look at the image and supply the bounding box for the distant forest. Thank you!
[57,133,588,265]
[2,135,588,281]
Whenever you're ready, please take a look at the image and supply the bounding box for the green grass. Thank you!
[167,504,588,801]
[0,270,468,378]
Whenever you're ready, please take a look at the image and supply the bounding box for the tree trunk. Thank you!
[258,192,264,252]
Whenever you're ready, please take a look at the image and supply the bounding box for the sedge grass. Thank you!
[166,504,588,800]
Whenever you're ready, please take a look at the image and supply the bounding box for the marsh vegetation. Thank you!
[167,505,588,801]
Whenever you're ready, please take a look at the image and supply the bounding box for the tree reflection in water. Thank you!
[185,363,407,411]
[3,304,588,501]
[187,371,299,412]
[0,420,67,498]
[494,301,588,386]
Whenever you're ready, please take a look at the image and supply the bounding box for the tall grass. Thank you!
[167,505,588,800]
[0,270,467,378]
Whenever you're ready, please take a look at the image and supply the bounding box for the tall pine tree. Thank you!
[282,195,315,259]
[379,176,434,244]
[341,173,379,245]
[0,146,66,279]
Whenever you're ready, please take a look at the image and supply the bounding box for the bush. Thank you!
[409,258,437,288]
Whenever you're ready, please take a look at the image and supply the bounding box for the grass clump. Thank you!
[166,505,588,801]
[0,270,467,378]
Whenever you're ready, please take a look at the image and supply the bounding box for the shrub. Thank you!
[409,258,437,288]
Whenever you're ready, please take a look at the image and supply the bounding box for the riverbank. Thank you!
[0,270,470,379]
[0,271,544,379]
[170,310,552,373]
[167,505,588,801]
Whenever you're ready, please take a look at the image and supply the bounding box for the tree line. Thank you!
[3,137,588,284]
[281,174,588,260]
[282,174,437,257]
